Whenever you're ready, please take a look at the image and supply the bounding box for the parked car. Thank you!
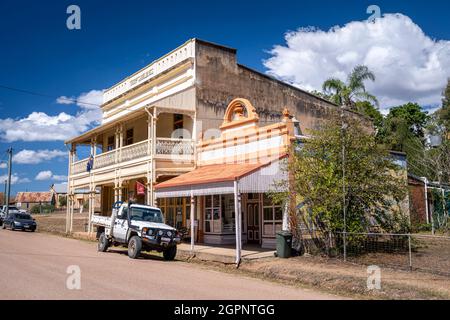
[0,205,21,226]
[2,212,37,232]
[92,202,181,260]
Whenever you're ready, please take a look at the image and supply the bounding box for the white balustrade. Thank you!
[94,149,116,169]
[121,140,149,162]
[156,138,194,156]
[72,159,89,175]
[72,138,193,175]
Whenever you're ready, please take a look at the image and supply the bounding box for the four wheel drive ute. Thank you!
[92,202,181,260]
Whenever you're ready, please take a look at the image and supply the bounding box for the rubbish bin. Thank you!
[276,231,292,258]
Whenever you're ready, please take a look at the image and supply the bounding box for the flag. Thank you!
[136,181,146,195]
[86,155,94,172]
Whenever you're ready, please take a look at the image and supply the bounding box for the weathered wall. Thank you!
[195,40,371,136]
[408,177,428,225]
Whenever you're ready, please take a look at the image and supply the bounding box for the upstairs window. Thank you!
[173,114,183,131]
[126,128,134,146]
[107,136,115,151]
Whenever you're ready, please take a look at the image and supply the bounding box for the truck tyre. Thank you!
[163,245,177,261]
[98,232,109,252]
[128,236,142,259]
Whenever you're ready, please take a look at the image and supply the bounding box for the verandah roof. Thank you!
[154,155,288,198]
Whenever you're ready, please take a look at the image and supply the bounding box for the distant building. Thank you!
[52,183,101,212]
[408,174,450,226]
[15,192,55,211]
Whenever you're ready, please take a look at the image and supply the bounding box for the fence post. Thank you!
[408,234,412,271]
[343,232,347,262]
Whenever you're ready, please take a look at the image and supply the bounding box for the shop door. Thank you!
[247,203,260,244]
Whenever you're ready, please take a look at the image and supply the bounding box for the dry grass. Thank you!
[34,211,89,235]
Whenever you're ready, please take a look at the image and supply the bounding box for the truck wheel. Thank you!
[128,236,142,259]
[97,232,109,252]
[163,246,177,261]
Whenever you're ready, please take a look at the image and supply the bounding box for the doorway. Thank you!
[246,203,260,244]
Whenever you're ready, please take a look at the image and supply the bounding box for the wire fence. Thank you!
[334,232,450,276]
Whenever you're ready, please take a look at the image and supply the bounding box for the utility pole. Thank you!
[5,148,12,217]
[3,180,6,206]
[341,108,347,262]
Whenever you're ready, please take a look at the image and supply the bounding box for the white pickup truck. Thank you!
[92,202,181,260]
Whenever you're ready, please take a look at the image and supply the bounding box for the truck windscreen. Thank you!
[130,207,164,223]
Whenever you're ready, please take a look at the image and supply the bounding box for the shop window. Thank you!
[126,128,134,146]
[221,194,235,232]
[262,195,283,237]
[204,195,221,233]
[157,197,188,229]
[107,136,115,151]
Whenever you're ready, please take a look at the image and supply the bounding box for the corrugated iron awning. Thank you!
[155,156,288,198]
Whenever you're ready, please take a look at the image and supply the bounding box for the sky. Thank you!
[0,0,449,194]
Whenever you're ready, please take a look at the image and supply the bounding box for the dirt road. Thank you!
[0,230,342,300]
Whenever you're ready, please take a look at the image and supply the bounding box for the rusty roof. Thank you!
[15,192,53,203]
[155,155,287,190]
[154,163,264,190]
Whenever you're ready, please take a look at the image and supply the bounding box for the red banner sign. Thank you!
[136,181,146,195]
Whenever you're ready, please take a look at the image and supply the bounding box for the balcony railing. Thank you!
[155,138,194,156]
[95,149,116,169]
[121,140,149,162]
[72,159,89,175]
[71,138,193,175]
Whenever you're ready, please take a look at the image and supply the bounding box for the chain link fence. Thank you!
[334,232,450,276]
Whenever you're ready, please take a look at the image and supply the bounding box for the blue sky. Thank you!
[0,0,449,194]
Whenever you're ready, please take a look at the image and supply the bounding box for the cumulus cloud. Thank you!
[13,149,67,164]
[264,14,450,112]
[56,89,104,110]
[0,89,103,142]
[0,173,30,184]
[35,170,67,181]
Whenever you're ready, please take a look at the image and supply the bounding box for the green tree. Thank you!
[354,101,384,130]
[438,78,450,132]
[272,116,408,255]
[322,65,378,109]
[384,103,429,139]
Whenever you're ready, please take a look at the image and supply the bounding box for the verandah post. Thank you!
[190,190,195,252]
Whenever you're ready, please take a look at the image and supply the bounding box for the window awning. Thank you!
[154,156,288,198]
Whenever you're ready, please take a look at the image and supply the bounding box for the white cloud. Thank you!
[13,149,67,164]
[56,89,104,110]
[264,14,450,112]
[35,171,53,181]
[0,89,103,142]
[35,170,67,181]
[0,173,30,184]
[0,163,6,169]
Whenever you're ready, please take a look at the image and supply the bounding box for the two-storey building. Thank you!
[65,39,364,235]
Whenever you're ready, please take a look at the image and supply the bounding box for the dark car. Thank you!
[2,213,37,232]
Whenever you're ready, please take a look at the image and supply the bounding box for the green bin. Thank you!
[276,231,292,258]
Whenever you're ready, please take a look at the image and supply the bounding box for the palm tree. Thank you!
[322,65,378,109]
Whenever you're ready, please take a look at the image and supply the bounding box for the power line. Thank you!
[0,84,100,107]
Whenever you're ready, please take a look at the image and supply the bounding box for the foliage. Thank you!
[438,78,450,132]
[271,116,408,255]
[322,65,378,109]
[384,103,429,139]
[31,204,55,214]
[58,195,67,207]
[354,101,384,130]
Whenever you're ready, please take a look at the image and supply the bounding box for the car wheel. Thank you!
[128,236,142,259]
[97,232,109,252]
[163,245,177,261]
